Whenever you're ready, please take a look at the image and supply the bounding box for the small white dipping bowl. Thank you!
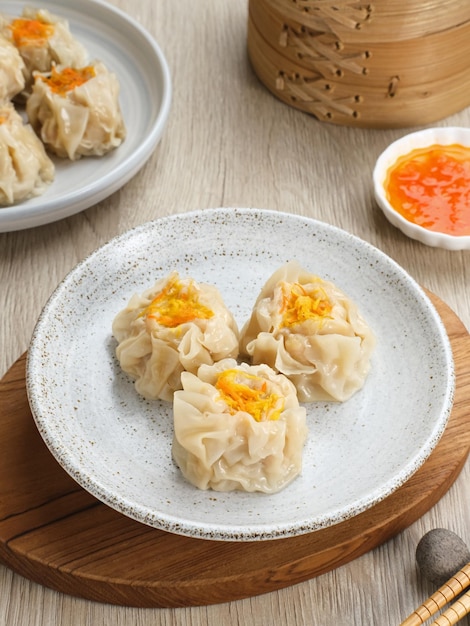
[373,127,470,250]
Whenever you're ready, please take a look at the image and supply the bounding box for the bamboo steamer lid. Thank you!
[247,0,470,128]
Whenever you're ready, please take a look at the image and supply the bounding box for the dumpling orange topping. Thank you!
[9,18,54,47]
[37,66,96,96]
[216,369,284,422]
[0,107,16,125]
[141,275,214,328]
[280,281,332,328]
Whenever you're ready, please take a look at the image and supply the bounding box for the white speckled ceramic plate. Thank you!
[0,0,172,232]
[26,208,455,541]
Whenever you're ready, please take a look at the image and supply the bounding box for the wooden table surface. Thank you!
[1,1,469,624]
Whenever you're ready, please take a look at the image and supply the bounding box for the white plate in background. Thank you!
[0,0,172,232]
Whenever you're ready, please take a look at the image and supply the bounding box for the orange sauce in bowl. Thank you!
[384,144,470,237]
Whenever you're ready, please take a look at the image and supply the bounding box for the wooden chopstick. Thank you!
[428,588,470,625]
[400,562,470,626]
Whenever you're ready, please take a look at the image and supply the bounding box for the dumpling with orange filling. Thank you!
[240,261,376,402]
[2,8,88,95]
[172,359,308,493]
[0,101,54,205]
[112,272,240,402]
[26,61,126,160]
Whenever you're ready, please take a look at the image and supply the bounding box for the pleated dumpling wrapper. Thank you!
[26,61,126,160]
[0,101,54,205]
[2,8,88,96]
[240,261,376,402]
[112,272,240,402]
[0,34,26,101]
[172,359,308,493]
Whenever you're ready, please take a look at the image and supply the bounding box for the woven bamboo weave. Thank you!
[247,0,470,128]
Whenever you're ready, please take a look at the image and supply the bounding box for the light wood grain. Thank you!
[1,0,470,624]
[0,293,468,610]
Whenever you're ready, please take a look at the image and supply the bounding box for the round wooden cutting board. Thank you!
[0,292,469,608]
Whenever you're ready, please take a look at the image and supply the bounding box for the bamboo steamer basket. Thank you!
[247,0,470,128]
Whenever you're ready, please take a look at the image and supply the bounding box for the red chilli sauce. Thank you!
[384,144,470,236]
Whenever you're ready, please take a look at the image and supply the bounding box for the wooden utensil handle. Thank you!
[429,588,470,625]
[400,563,470,626]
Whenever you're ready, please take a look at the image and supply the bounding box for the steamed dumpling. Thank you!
[112,272,240,402]
[2,8,88,96]
[0,101,54,205]
[172,359,308,493]
[26,61,126,160]
[0,35,25,101]
[240,261,376,402]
